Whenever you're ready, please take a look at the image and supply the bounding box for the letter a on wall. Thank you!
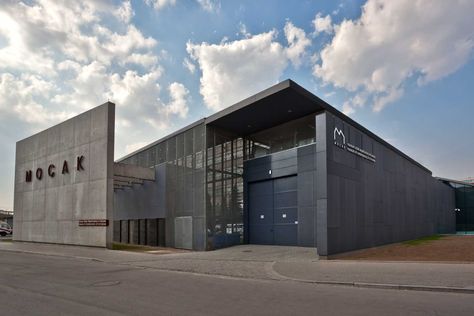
[62,160,69,174]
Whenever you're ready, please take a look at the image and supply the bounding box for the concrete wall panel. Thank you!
[13,102,115,247]
[318,111,456,255]
[244,144,318,248]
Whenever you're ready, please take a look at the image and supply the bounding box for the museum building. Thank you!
[13,80,473,256]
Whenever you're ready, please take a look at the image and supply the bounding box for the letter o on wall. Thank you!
[36,168,43,180]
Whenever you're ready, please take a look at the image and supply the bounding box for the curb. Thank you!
[303,279,474,294]
[0,247,104,262]
[269,262,474,295]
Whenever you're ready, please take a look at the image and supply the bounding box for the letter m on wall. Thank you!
[25,170,32,182]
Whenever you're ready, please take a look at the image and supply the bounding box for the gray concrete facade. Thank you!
[114,164,166,220]
[243,144,318,247]
[115,123,207,251]
[112,79,457,255]
[13,102,115,247]
[316,111,455,256]
[243,111,455,256]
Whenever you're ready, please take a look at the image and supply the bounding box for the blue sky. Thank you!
[0,0,473,210]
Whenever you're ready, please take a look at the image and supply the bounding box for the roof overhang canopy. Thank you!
[204,79,431,174]
[205,80,326,136]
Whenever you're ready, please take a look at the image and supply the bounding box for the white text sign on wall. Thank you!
[334,127,376,163]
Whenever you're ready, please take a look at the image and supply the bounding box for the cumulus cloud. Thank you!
[312,13,333,35]
[122,53,159,67]
[115,1,134,23]
[164,82,190,118]
[126,142,150,154]
[0,73,73,124]
[187,31,288,111]
[0,1,156,75]
[197,0,220,12]
[187,21,310,111]
[0,0,191,162]
[145,0,177,10]
[313,0,474,113]
[183,57,196,74]
[284,21,311,67]
[145,0,220,12]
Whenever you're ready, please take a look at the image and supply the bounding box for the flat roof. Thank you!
[116,79,431,173]
[436,177,474,187]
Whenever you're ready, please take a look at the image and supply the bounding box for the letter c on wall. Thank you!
[48,164,56,177]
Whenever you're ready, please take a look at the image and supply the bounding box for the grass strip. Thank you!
[402,235,444,246]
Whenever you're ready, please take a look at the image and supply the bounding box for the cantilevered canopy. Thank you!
[205,79,431,174]
[205,80,326,136]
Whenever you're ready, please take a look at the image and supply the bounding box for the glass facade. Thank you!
[245,114,316,159]
[120,114,317,250]
[206,126,245,249]
[205,114,316,249]
[451,182,474,231]
[120,123,206,250]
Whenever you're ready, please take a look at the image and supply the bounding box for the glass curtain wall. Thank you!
[122,114,317,250]
[206,126,245,249]
[205,114,316,249]
[120,123,206,250]
[452,182,474,232]
[245,114,316,159]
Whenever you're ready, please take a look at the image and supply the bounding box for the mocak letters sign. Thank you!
[25,155,85,182]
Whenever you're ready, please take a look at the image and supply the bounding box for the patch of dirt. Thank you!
[113,243,192,255]
[145,248,191,255]
[332,235,474,262]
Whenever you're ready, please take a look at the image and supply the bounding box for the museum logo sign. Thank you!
[25,155,85,182]
[333,127,376,163]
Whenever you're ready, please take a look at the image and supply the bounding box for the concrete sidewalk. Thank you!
[1,242,473,293]
[272,261,474,292]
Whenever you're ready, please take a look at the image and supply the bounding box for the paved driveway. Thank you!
[1,242,474,292]
[2,250,474,315]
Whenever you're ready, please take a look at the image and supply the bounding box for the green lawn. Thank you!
[402,235,444,246]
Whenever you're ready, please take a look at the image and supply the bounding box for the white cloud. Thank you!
[0,1,157,76]
[145,0,177,10]
[187,22,310,111]
[145,0,220,12]
[115,1,134,23]
[182,57,196,74]
[0,73,73,125]
[197,0,220,13]
[313,0,474,113]
[187,31,288,111]
[238,22,251,38]
[122,53,159,67]
[164,82,189,118]
[284,21,311,67]
[341,92,367,115]
[312,13,333,35]
[126,142,150,154]
[0,0,190,164]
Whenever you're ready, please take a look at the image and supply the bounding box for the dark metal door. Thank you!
[248,176,297,246]
[248,180,274,244]
[273,176,298,245]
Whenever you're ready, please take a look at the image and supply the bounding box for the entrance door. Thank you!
[248,176,298,246]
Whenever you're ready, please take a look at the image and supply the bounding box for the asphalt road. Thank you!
[1,251,473,315]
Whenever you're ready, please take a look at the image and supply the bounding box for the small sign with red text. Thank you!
[79,219,109,227]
